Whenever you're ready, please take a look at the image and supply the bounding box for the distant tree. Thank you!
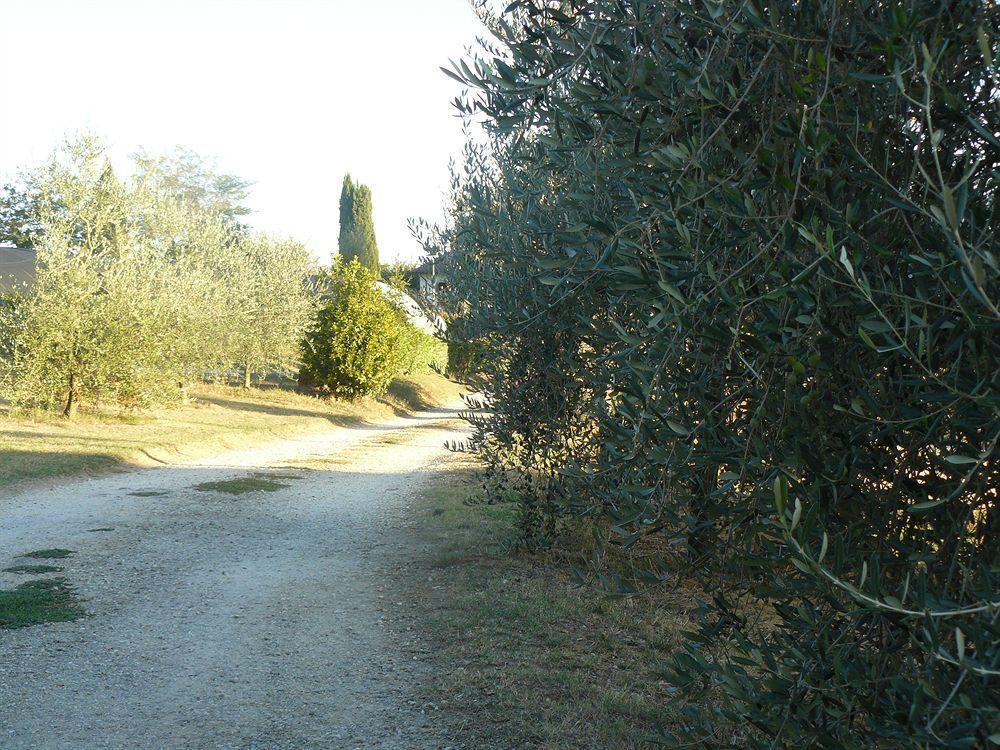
[337,175,379,272]
[229,235,314,388]
[0,181,42,247]
[133,147,252,228]
[299,259,400,400]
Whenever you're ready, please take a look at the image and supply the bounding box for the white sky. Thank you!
[0,0,484,263]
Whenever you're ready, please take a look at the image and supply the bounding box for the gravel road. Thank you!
[0,405,470,750]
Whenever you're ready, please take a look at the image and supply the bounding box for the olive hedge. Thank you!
[429,1,998,746]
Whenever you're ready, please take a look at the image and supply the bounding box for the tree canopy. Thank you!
[427,1,999,746]
[0,135,315,414]
[337,174,379,272]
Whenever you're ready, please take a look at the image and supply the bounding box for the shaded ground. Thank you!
[0,405,469,750]
[393,465,700,750]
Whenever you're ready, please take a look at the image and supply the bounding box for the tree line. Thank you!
[0,135,441,415]
[427,1,998,747]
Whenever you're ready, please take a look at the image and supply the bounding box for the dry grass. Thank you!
[0,373,464,490]
[400,460,698,750]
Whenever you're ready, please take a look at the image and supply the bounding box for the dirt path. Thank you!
[0,405,470,750]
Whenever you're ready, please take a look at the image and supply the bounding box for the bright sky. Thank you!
[0,0,484,263]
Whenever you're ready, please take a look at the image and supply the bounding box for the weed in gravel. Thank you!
[129,490,168,498]
[18,548,75,560]
[2,565,63,575]
[0,578,86,629]
[86,528,115,533]
[195,477,287,495]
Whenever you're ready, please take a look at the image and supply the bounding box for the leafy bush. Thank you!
[430,1,998,747]
[299,259,403,400]
[397,323,447,376]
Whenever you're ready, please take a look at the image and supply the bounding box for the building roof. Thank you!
[413,259,436,277]
[376,281,446,336]
[0,246,36,293]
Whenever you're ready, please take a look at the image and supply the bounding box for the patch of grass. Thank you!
[195,477,288,495]
[0,372,464,489]
[0,578,86,629]
[19,548,75,560]
[399,461,696,750]
[2,564,63,574]
[129,490,167,498]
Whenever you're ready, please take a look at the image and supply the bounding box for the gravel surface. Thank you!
[0,405,469,750]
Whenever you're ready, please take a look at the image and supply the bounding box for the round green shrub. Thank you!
[299,260,402,400]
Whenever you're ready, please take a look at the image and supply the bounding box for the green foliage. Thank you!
[0,578,85,629]
[430,1,999,747]
[2,565,63,574]
[338,175,380,272]
[0,181,41,246]
[397,323,448,376]
[19,548,74,560]
[300,259,402,400]
[380,260,418,290]
[0,135,316,414]
[132,146,251,226]
[227,234,314,386]
[5,136,193,414]
[194,476,288,495]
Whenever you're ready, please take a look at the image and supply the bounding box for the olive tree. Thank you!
[1,135,318,414]
[432,1,999,746]
[229,234,314,387]
[6,136,194,414]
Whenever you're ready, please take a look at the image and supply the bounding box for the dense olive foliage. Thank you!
[429,1,998,746]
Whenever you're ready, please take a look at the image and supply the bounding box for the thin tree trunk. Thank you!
[243,365,251,390]
[64,373,79,419]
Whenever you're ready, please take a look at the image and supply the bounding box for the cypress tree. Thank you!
[337,174,379,272]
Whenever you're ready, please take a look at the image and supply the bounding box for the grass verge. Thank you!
[0,578,86,629]
[0,372,464,490]
[401,460,697,750]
